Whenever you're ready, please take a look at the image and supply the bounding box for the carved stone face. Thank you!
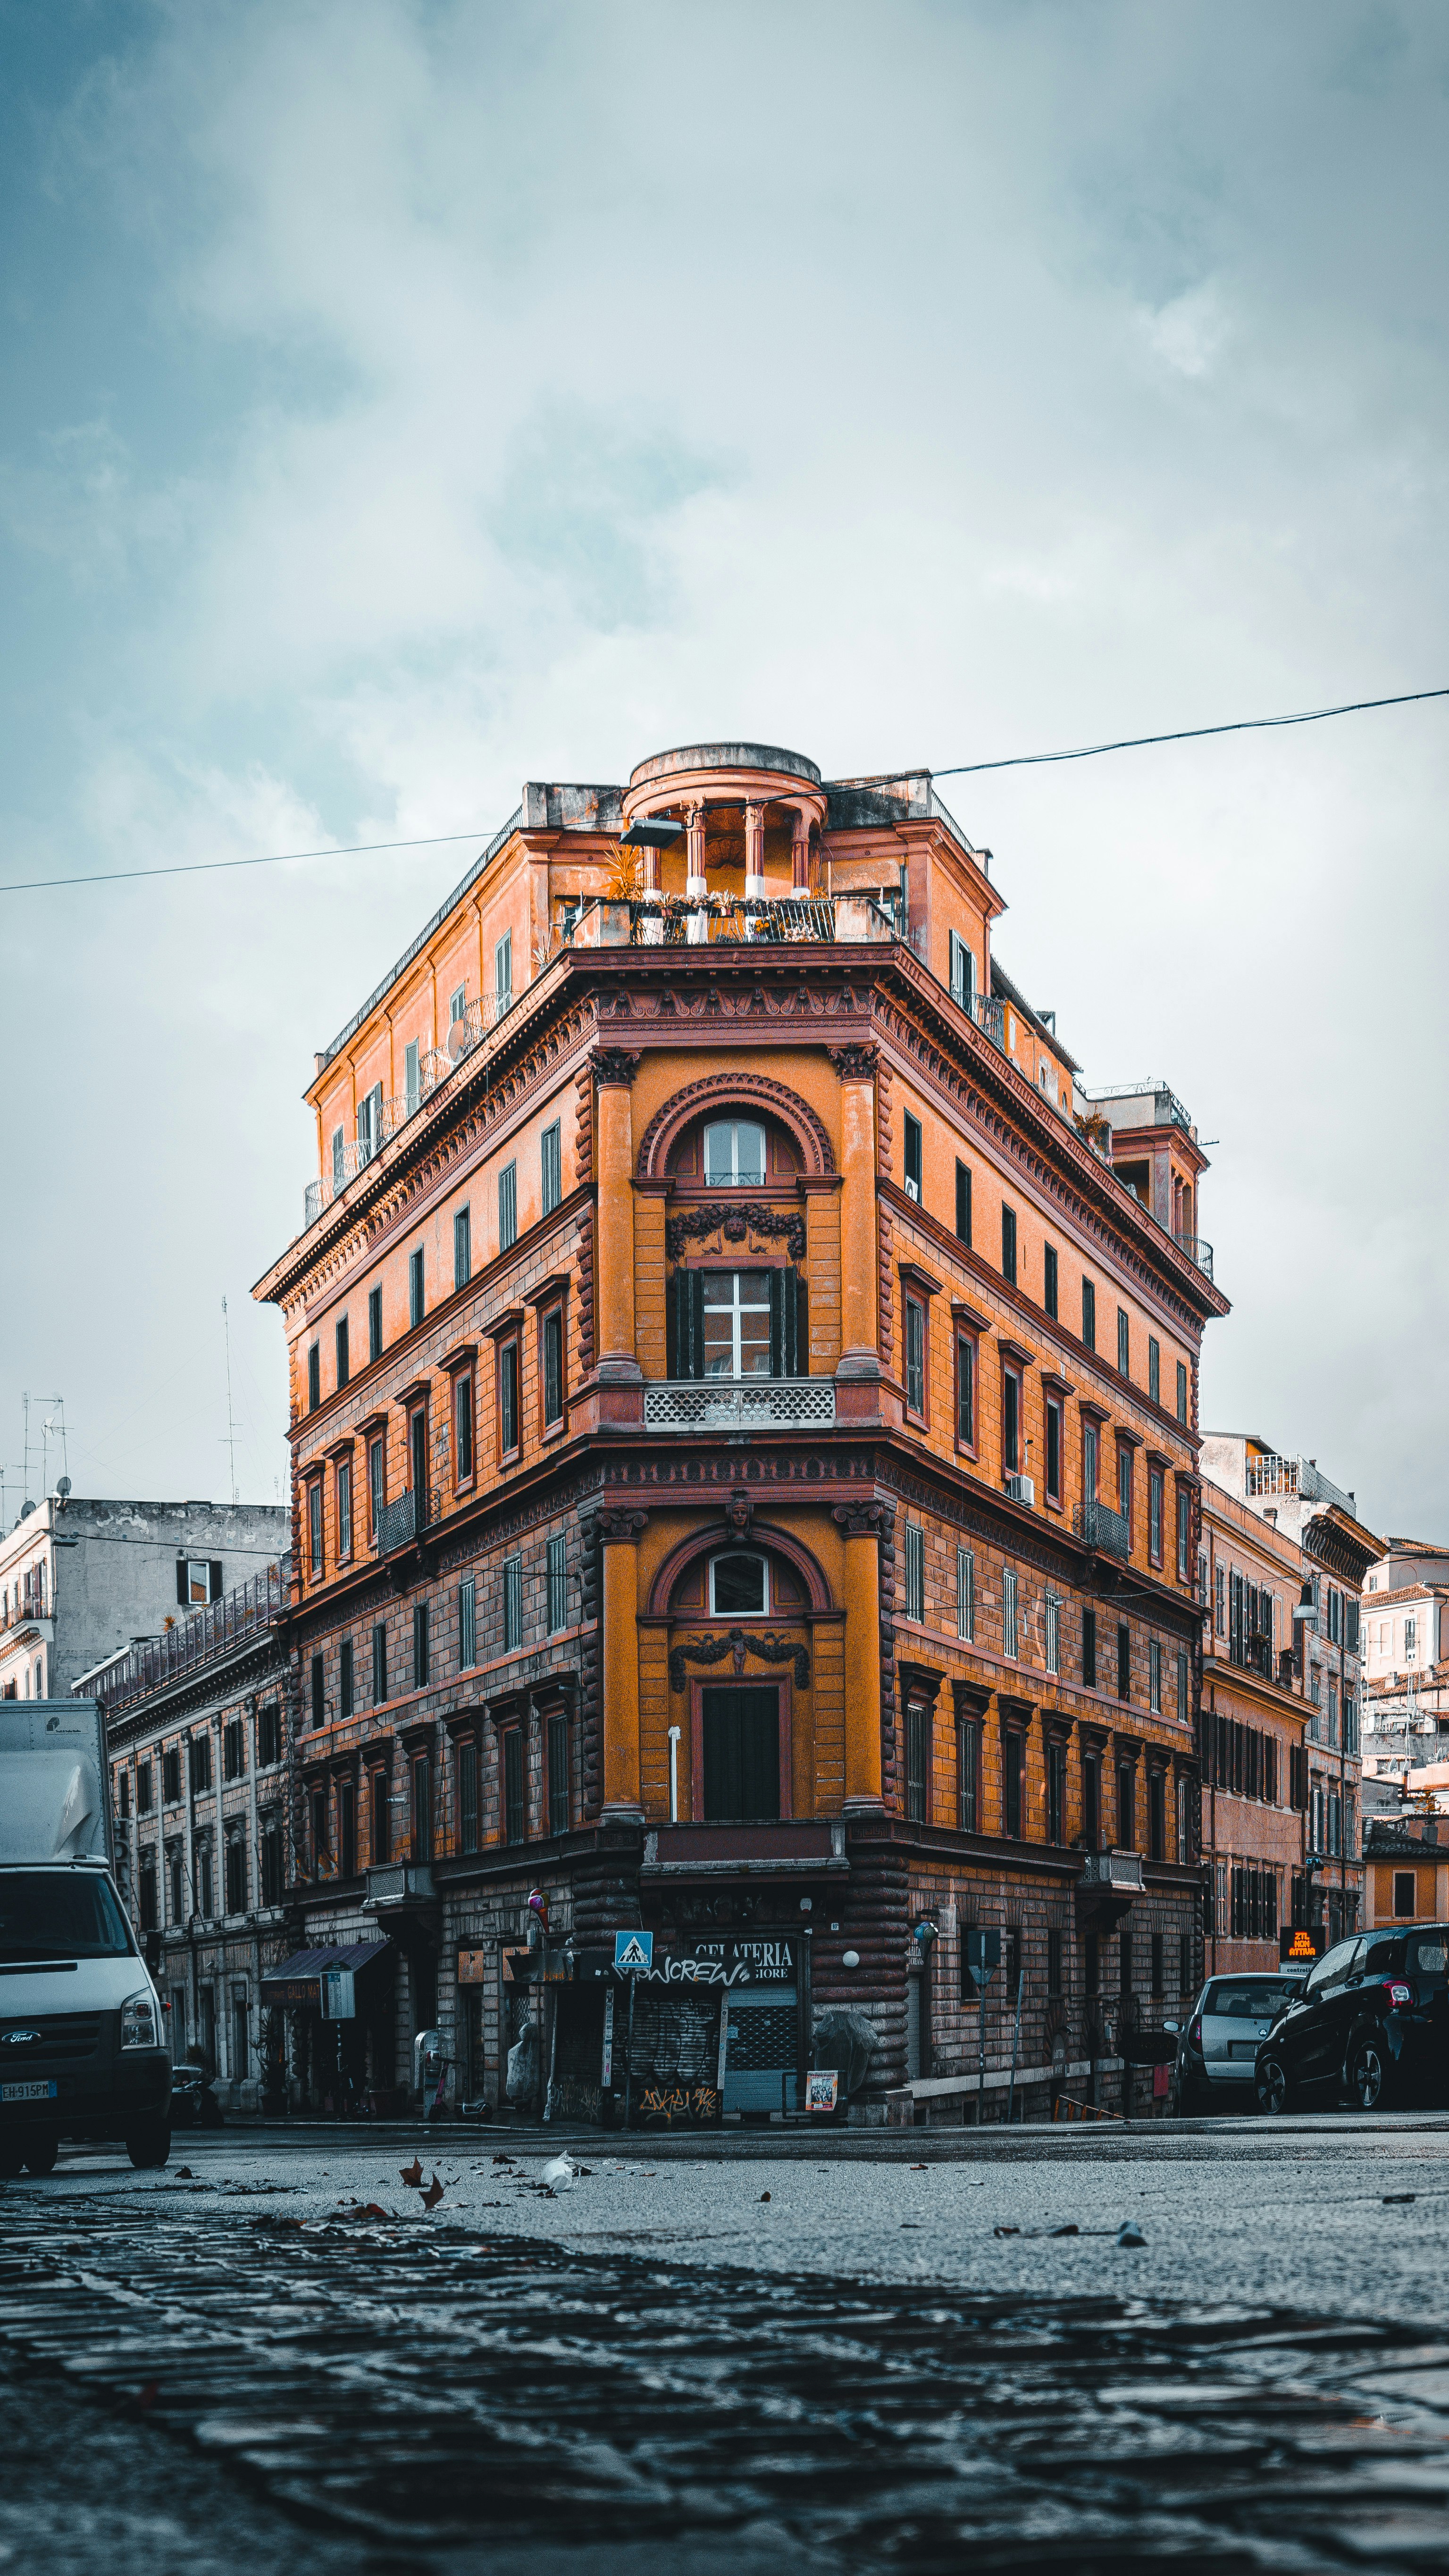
[726,1489,752,1537]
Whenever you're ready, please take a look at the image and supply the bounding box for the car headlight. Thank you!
[120,1989,159,2050]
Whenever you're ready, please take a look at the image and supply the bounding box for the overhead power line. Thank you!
[921,685,1449,784]
[0,685,1443,897]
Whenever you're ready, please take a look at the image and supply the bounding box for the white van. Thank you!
[0,1702,170,2176]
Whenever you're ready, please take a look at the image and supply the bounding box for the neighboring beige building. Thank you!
[1199,1436,1380,1952]
[1197,1478,1312,1974]
[1359,1536,1449,1820]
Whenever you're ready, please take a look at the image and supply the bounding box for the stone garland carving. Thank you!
[669,1629,811,1693]
[664,1203,806,1264]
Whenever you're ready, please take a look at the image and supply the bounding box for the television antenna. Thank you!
[220,1299,238,1507]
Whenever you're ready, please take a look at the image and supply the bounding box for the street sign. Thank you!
[320,1967,355,2020]
[1280,1925,1322,1962]
[964,1929,1001,1989]
[614,1930,654,1974]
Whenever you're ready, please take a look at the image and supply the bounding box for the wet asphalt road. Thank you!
[8,2119,1449,2572]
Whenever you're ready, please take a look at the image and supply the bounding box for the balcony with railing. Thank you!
[376,1489,426,1556]
[1172,1231,1214,1281]
[574,893,895,948]
[1074,1497,1131,1561]
[644,1379,836,1432]
[303,985,530,1229]
[1245,1455,1356,1514]
[90,1556,292,1717]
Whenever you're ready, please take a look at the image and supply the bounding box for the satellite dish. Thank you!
[57,1475,71,1499]
[19,1498,36,1519]
[447,1019,470,1061]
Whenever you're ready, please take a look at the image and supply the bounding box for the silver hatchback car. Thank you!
[1174,1974,1305,2112]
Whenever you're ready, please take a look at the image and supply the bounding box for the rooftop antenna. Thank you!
[42,1399,68,1494]
[221,1298,239,1507]
[28,1395,63,1503]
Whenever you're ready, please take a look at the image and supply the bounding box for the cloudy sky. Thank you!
[2,0,1445,1538]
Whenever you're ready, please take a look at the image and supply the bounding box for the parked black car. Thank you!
[1255,1924,1449,2113]
[168,2065,224,2129]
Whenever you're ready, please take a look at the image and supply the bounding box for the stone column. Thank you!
[792,810,811,890]
[834,1500,886,1811]
[744,799,767,902]
[685,799,708,945]
[593,1051,642,1392]
[599,1507,648,1817]
[829,1045,880,1390]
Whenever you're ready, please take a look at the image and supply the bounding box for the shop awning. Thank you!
[261,1940,390,2006]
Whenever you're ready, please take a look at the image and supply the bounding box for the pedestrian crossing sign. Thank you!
[614,1931,654,1974]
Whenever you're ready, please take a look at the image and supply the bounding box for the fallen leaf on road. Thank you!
[760,2191,771,2203]
[400,2156,423,2187]
[420,2173,445,2211]
[175,2167,193,2179]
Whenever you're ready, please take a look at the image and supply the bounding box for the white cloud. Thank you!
[1,0,1447,1523]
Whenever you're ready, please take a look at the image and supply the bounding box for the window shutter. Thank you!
[955,1161,972,1246]
[209,1561,224,1601]
[176,1559,188,1606]
[675,1268,705,1380]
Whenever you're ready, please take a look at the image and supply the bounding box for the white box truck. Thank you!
[0,1701,170,2176]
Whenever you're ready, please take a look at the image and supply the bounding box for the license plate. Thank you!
[1,2080,58,2103]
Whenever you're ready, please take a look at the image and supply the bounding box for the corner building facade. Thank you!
[255,742,1228,2124]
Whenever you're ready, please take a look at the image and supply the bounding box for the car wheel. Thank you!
[22,2133,59,2177]
[126,2122,171,2170]
[1349,2033,1388,2112]
[0,2136,25,2180]
[1256,2054,1292,2116]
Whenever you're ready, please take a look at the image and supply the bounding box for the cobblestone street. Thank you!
[8,2124,1449,2571]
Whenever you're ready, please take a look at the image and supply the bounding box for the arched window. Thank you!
[703,1120,766,1186]
[709,1552,769,1617]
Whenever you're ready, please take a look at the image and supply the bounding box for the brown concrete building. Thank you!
[252,742,1228,2125]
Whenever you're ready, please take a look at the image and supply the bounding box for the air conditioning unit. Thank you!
[1005,1473,1036,1505]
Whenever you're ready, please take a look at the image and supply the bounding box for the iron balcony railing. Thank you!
[643,1378,837,1432]
[1074,1497,1131,1562]
[376,1489,425,1556]
[1173,1231,1214,1281]
[572,894,896,948]
[89,1557,292,1717]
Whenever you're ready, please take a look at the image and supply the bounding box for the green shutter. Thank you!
[674,1268,705,1380]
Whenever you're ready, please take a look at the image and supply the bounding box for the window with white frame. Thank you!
[948,930,975,1010]
[703,1269,771,1377]
[704,1120,766,1187]
[1045,1590,1060,1676]
[495,931,512,1009]
[709,1553,769,1617]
